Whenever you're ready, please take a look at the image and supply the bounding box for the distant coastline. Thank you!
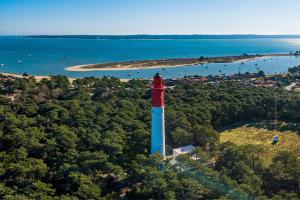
[66,53,293,72]
[21,34,300,40]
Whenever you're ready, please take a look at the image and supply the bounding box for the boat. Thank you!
[17,60,22,63]
[0,64,4,67]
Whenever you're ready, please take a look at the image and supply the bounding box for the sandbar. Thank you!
[66,54,292,72]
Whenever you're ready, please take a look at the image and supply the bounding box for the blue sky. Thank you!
[1,0,300,35]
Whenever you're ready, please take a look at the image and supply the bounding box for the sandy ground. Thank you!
[65,56,273,72]
[66,53,294,72]
[65,63,203,72]
[0,73,53,82]
[0,72,130,82]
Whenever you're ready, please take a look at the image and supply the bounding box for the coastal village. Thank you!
[2,64,300,102]
[163,64,300,93]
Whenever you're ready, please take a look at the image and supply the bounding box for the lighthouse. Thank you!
[151,73,165,156]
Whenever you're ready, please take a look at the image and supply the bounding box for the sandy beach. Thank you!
[0,72,130,82]
[0,73,53,82]
[65,63,203,72]
[65,54,291,72]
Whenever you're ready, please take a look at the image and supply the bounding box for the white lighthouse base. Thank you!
[151,106,165,156]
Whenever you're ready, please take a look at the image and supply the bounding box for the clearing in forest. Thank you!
[220,121,300,165]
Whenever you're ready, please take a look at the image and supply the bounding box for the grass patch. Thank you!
[220,121,300,165]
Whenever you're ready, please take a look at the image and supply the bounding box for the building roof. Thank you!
[173,145,194,155]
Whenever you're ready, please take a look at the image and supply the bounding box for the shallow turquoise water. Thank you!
[1,36,300,78]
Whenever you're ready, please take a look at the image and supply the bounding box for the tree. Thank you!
[79,151,108,175]
[49,75,70,90]
[70,172,102,200]
[22,72,29,77]
[175,178,211,199]
[192,125,218,147]
[101,131,125,156]
[257,70,265,77]
[172,127,193,146]
[240,144,264,172]
[272,150,298,174]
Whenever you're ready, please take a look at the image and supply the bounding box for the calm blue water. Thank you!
[1,36,300,79]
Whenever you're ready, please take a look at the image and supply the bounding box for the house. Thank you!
[173,145,195,157]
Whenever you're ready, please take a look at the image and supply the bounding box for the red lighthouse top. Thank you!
[152,73,165,107]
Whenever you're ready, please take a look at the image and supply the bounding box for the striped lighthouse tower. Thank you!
[151,73,165,156]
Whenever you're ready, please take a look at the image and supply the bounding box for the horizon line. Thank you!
[2,34,300,36]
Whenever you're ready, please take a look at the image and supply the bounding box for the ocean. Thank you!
[1,36,300,79]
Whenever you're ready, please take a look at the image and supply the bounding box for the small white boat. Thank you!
[17,60,22,63]
[0,64,4,67]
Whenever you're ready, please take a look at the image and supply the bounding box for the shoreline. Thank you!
[0,72,130,82]
[65,54,291,72]
[0,73,54,82]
